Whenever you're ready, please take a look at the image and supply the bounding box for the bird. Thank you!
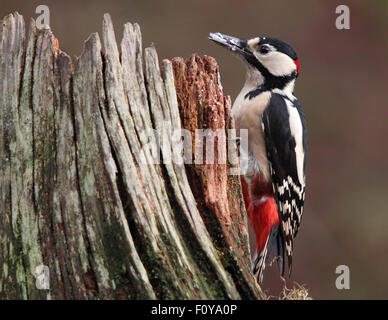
[209,32,307,284]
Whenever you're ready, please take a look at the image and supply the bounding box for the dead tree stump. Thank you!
[0,12,263,300]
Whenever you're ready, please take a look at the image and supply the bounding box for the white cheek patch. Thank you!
[255,51,296,76]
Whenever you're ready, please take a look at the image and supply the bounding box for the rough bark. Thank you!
[0,12,263,299]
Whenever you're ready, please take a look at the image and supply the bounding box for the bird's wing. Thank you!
[262,93,307,274]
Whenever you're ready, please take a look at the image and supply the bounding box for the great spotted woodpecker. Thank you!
[209,33,307,283]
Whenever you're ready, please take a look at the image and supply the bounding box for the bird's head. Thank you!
[209,32,299,92]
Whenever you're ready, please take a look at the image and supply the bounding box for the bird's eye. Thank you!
[259,45,270,54]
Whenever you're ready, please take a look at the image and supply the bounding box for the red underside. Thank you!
[241,174,279,252]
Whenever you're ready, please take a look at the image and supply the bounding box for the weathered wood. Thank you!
[172,55,262,299]
[0,12,263,299]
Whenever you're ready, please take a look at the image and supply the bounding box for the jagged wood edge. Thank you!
[0,11,261,299]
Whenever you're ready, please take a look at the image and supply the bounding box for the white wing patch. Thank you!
[285,99,305,187]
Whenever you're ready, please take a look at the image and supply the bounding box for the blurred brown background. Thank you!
[1,0,387,299]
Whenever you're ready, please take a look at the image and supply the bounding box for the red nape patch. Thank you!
[294,59,300,75]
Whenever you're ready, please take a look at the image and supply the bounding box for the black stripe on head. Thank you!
[259,37,298,60]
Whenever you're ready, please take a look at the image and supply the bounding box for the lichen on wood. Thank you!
[0,12,263,299]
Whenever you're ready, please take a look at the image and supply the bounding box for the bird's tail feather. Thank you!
[253,226,285,284]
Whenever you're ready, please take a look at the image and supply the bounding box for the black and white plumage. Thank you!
[262,93,307,273]
[209,32,307,279]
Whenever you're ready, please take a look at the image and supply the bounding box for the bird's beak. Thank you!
[209,32,250,57]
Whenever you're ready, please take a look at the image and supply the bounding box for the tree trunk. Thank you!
[0,12,263,300]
